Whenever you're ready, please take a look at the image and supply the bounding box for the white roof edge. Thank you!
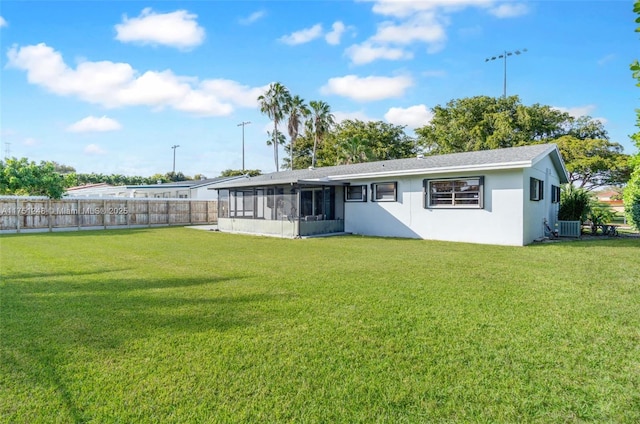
[322,161,533,181]
[530,144,569,183]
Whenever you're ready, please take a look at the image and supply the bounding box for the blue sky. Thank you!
[1,1,637,178]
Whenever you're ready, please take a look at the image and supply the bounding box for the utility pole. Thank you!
[237,121,251,172]
[171,145,180,175]
[4,142,11,159]
[485,48,527,97]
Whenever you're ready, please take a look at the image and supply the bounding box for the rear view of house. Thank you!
[211,144,568,246]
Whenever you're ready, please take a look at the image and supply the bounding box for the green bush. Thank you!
[624,169,640,230]
[558,184,591,221]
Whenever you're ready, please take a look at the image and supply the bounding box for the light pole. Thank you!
[237,121,251,172]
[171,144,180,175]
[485,48,527,97]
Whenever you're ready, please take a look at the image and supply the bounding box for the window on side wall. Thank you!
[371,182,397,202]
[345,185,367,202]
[530,177,544,201]
[551,185,561,203]
[424,177,484,208]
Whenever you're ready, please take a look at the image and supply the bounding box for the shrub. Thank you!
[558,184,591,222]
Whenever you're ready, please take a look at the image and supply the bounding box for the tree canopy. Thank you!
[415,95,630,189]
[624,0,640,229]
[0,158,66,199]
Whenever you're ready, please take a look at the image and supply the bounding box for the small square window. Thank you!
[345,185,367,202]
[372,182,397,202]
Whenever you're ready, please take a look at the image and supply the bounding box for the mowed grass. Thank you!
[1,228,639,423]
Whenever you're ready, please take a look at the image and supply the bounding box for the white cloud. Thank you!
[7,43,264,117]
[24,138,37,146]
[371,0,494,18]
[325,21,347,45]
[372,13,447,46]
[384,105,433,129]
[321,74,413,102]
[489,3,529,18]
[84,144,107,155]
[345,42,413,65]
[333,110,377,123]
[422,70,447,78]
[0,16,7,28]
[279,24,323,45]
[355,1,526,65]
[597,54,615,66]
[553,105,596,118]
[553,105,608,124]
[115,8,205,49]
[200,79,269,108]
[67,116,122,133]
[239,10,266,25]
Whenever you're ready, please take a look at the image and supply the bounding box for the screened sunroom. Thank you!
[216,182,345,238]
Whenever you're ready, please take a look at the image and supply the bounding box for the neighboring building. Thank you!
[595,189,624,216]
[210,144,569,246]
[66,177,241,199]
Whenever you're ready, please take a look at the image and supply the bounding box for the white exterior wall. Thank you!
[344,169,526,246]
[522,155,563,244]
[190,186,218,200]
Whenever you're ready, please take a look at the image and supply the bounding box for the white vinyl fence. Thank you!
[0,196,217,233]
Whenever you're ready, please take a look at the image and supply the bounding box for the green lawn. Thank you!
[1,228,639,423]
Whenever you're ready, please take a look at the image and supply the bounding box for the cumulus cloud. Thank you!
[321,74,413,102]
[351,1,527,65]
[0,16,7,28]
[333,110,377,123]
[239,10,266,25]
[384,105,433,129]
[345,43,413,65]
[6,43,264,116]
[115,8,205,49]
[372,13,447,46]
[84,144,107,155]
[67,116,122,133]
[489,3,530,18]
[279,24,323,45]
[553,104,607,124]
[325,21,347,45]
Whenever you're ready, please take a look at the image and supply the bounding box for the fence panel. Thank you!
[0,197,217,233]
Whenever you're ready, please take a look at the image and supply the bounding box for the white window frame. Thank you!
[371,182,397,202]
[345,185,367,202]
[424,177,484,209]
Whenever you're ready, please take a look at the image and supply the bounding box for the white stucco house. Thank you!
[210,144,569,246]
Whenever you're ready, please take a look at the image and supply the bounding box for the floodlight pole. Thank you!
[171,144,180,174]
[237,121,251,172]
[485,48,527,97]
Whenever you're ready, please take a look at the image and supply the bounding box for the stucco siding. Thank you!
[344,170,525,246]
[523,155,563,244]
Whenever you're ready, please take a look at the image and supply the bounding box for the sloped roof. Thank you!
[211,144,568,189]
[125,175,242,189]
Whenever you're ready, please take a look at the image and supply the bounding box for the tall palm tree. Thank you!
[307,100,335,168]
[258,82,291,171]
[286,95,310,170]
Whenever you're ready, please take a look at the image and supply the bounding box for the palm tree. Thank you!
[336,136,372,165]
[258,82,291,171]
[286,95,311,170]
[285,95,309,170]
[307,100,335,168]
